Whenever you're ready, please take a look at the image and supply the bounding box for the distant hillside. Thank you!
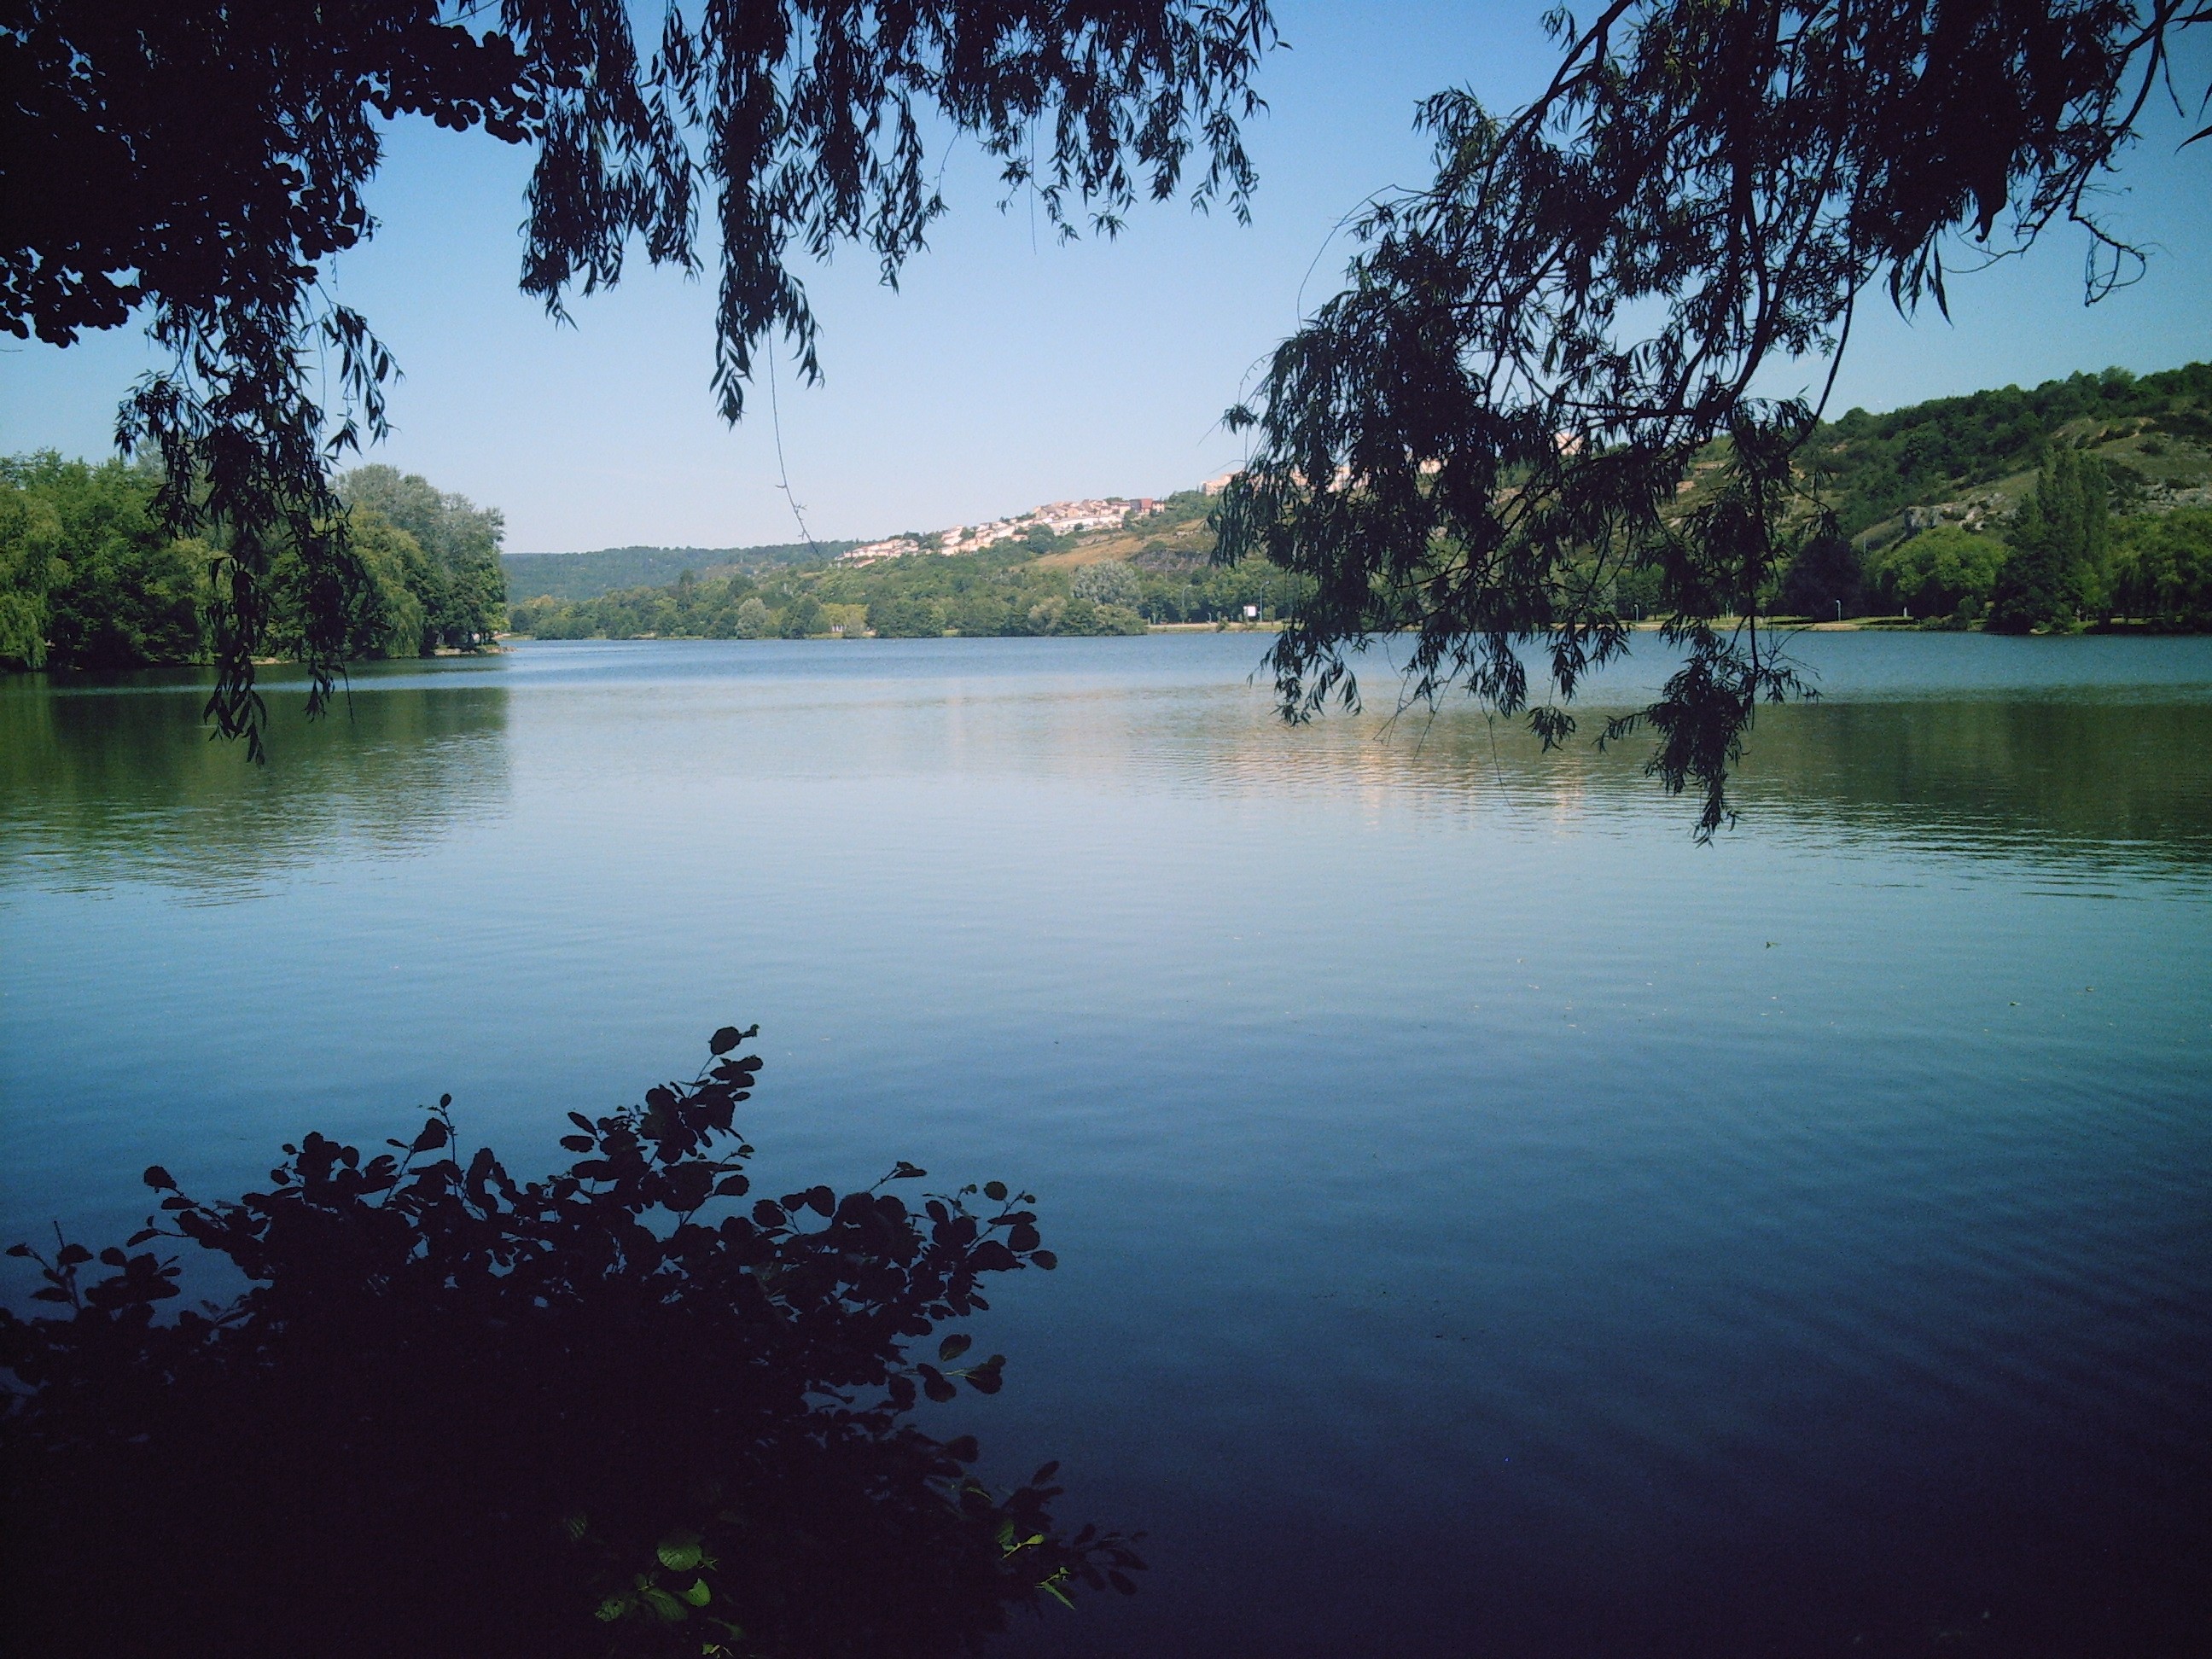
[504,540,855,601]
[503,362,2211,623]
[1806,361,2212,544]
[1033,489,1219,569]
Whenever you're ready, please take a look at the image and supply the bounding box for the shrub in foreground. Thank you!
[1,1027,1138,1657]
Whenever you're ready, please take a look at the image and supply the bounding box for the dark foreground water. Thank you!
[4,632,2209,1657]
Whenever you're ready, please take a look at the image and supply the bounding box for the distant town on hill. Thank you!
[503,480,1243,602]
[502,362,2212,642]
[508,360,2212,614]
[8,364,2209,678]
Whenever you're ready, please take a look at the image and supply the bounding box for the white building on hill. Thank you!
[841,495,1168,562]
[837,537,923,565]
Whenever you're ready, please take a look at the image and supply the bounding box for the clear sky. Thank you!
[3,3,2207,552]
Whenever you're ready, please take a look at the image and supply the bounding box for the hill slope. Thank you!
[503,540,856,601]
[1804,362,2212,545]
[504,363,2212,637]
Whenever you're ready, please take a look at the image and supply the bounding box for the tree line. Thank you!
[0,458,506,672]
[511,494,1314,643]
[509,553,1310,641]
[12,427,2204,670]
[515,442,2209,647]
[1758,446,2212,632]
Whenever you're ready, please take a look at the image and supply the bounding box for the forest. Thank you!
[515,367,2212,643]
[503,540,858,602]
[0,457,505,672]
[509,493,1309,641]
[8,366,2210,672]
[1806,362,2212,539]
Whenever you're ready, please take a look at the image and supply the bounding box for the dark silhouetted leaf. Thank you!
[0,1022,1129,1652]
[656,1529,704,1572]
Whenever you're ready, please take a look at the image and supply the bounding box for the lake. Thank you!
[3,632,2209,1657]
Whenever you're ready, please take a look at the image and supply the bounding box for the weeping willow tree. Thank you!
[1216,0,2207,835]
[3,1,1278,753]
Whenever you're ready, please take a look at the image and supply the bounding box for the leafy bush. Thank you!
[1,452,205,670]
[2110,508,2212,630]
[1868,524,2009,620]
[1,1028,1138,1658]
[1070,562,1141,609]
[868,593,947,637]
[1989,448,2108,633]
[340,465,508,649]
[1776,531,1866,619]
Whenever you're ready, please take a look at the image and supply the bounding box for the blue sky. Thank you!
[3,3,2207,551]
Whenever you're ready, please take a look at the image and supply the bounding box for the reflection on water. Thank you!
[1217,694,2212,870]
[0,663,509,897]
[13,635,2198,886]
[3,634,2209,1659]
[1732,697,2212,864]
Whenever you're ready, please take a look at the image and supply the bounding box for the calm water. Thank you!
[4,632,2209,1657]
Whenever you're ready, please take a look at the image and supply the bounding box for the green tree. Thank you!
[1871,524,2011,621]
[1072,561,1143,609]
[0,453,204,670]
[2110,508,2212,629]
[1218,1,2208,835]
[1989,446,2109,632]
[781,594,826,639]
[1777,532,1868,620]
[7,1,1273,749]
[0,463,64,669]
[868,594,946,638]
[317,507,431,661]
[951,590,1014,636]
[341,465,506,649]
